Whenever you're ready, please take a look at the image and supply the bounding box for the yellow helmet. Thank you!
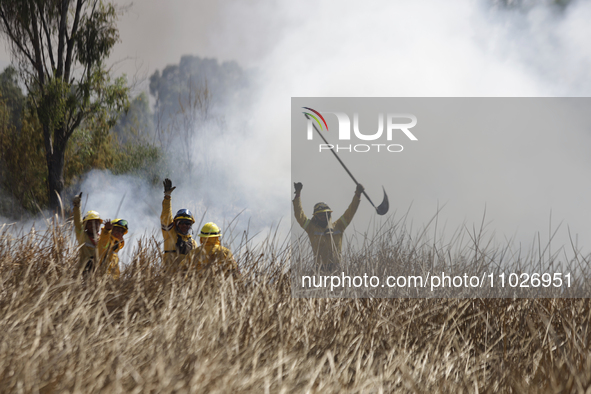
[112,218,129,235]
[82,210,101,223]
[313,202,332,215]
[199,222,222,238]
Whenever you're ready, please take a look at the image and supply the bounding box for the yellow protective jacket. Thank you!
[293,194,361,266]
[185,238,238,275]
[73,203,99,273]
[97,230,123,279]
[161,196,197,268]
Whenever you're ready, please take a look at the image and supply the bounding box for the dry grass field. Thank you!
[1,218,591,393]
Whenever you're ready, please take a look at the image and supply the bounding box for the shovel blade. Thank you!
[376,187,389,215]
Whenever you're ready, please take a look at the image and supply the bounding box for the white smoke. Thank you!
[3,0,591,263]
[69,0,591,262]
[240,0,591,257]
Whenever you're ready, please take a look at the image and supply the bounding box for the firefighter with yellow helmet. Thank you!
[186,222,238,276]
[72,192,103,275]
[97,218,128,279]
[161,178,197,268]
[292,182,364,273]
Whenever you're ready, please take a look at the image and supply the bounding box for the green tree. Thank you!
[149,55,246,131]
[0,0,129,211]
[0,66,24,129]
[111,91,154,145]
[0,74,47,215]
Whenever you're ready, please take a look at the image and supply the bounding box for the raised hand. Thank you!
[73,192,82,206]
[163,178,176,196]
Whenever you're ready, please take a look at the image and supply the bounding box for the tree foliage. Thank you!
[0,66,24,128]
[149,55,247,128]
[111,92,154,145]
[0,65,161,219]
[0,73,47,215]
[0,0,129,210]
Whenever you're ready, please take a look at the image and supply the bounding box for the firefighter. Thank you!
[292,182,364,273]
[186,222,239,276]
[161,178,197,268]
[72,192,102,276]
[97,218,128,279]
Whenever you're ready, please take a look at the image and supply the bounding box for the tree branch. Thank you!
[39,4,56,72]
[0,7,36,70]
[65,111,85,141]
[37,15,52,80]
[65,0,84,83]
[56,0,70,78]
[29,3,46,88]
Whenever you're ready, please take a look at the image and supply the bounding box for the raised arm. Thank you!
[161,178,176,229]
[98,220,113,257]
[292,182,309,228]
[336,184,364,230]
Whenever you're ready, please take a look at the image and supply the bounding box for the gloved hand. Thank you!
[163,178,176,196]
[294,182,303,194]
[73,192,82,207]
[103,219,113,231]
[355,183,365,197]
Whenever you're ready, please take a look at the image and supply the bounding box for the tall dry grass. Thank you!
[0,217,591,393]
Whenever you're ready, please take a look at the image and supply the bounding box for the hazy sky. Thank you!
[0,1,278,83]
[2,0,591,263]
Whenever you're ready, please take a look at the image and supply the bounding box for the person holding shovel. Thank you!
[293,182,364,273]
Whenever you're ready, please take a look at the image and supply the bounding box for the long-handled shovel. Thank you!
[303,113,389,215]
[114,192,127,219]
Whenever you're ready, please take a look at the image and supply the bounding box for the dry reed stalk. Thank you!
[0,221,590,393]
